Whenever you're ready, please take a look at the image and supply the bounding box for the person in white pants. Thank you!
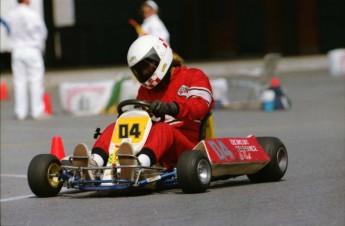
[6,0,48,120]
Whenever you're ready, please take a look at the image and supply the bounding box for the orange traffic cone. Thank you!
[43,92,53,115]
[50,136,66,160]
[0,82,9,101]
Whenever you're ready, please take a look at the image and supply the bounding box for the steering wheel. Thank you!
[117,99,152,115]
[117,99,166,122]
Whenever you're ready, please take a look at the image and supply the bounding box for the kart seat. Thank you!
[199,112,215,141]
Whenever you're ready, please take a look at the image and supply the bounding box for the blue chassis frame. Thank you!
[59,168,178,191]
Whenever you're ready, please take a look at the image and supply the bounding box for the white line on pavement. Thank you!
[1,174,27,178]
[0,194,35,203]
[1,174,33,202]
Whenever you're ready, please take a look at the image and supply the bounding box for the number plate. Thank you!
[111,116,150,144]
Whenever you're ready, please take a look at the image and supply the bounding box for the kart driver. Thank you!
[72,35,214,181]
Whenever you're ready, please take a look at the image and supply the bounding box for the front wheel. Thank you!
[27,154,63,197]
[247,137,288,182]
[177,150,212,193]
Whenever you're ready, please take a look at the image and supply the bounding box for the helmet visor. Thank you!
[130,48,160,83]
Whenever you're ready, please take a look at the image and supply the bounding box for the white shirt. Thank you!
[6,4,47,51]
[141,14,170,44]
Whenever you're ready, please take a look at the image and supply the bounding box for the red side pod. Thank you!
[194,136,270,176]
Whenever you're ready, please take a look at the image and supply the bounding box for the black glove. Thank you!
[149,100,179,118]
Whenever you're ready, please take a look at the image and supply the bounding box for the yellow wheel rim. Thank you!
[47,163,61,188]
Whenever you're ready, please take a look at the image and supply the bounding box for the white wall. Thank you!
[52,0,75,27]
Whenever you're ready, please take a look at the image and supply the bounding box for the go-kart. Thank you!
[27,99,288,197]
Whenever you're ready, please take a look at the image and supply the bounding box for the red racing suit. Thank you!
[92,66,214,168]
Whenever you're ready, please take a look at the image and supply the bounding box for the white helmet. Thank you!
[127,35,173,89]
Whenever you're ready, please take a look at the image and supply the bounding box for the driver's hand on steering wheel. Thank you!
[149,100,179,118]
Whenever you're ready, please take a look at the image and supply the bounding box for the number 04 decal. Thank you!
[119,124,140,138]
[111,116,150,144]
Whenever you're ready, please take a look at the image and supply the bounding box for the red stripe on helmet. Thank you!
[159,37,168,48]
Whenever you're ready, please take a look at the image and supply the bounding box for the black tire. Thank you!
[177,151,212,193]
[247,137,288,182]
[27,154,63,197]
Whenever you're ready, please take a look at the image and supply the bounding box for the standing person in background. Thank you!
[129,1,184,63]
[140,0,170,44]
[6,0,48,120]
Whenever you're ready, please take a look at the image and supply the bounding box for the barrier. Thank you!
[328,49,345,77]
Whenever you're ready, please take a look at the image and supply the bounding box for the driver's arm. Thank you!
[175,70,214,121]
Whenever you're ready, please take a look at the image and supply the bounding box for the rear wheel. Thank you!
[28,154,63,197]
[177,151,212,193]
[247,137,288,182]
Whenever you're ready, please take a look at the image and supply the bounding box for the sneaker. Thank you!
[72,143,96,180]
[117,142,138,181]
[89,158,102,180]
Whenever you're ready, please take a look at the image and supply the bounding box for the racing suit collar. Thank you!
[171,66,187,77]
